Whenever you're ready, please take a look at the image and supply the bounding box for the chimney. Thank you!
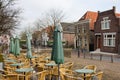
[113,6,116,12]
[97,11,100,17]
[98,11,100,14]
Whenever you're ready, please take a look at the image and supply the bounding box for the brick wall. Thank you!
[63,33,75,47]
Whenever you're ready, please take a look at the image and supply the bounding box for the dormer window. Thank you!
[101,17,111,30]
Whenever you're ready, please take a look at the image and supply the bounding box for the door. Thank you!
[97,36,101,48]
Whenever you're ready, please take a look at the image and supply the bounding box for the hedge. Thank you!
[47,40,66,47]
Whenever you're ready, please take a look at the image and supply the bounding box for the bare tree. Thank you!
[45,9,65,32]
[33,19,46,31]
[20,30,27,40]
[46,9,65,26]
[0,0,21,35]
[33,9,65,39]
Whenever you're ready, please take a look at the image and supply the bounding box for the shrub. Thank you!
[20,40,27,49]
[47,40,66,47]
[64,48,72,58]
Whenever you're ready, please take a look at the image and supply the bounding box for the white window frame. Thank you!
[103,33,116,47]
[101,17,111,30]
[82,26,85,33]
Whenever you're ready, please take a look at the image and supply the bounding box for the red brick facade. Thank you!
[63,32,75,47]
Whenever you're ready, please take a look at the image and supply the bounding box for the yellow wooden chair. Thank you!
[63,74,83,80]
[0,73,7,80]
[83,65,97,73]
[60,69,83,80]
[61,62,74,70]
[34,65,45,72]
[6,74,19,80]
[81,65,97,79]
[84,71,103,80]
[60,68,75,75]
[34,70,48,80]
[92,71,103,80]
[18,71,32,80]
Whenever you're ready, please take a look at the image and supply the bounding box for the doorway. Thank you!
[97,36,101,48]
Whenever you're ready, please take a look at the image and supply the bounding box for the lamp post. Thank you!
[78,38,80,58]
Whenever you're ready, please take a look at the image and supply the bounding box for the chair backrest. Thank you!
[34,66,44,72]
[60,68,82,80]
[60,68,74,75]
[62,73,82,80]
[84,65,97,73]
[85,71,103,80]
[0,73,6,80]
[93,71,103,80]
[63,62,74,70]
[6,74,19,80]
[35,70,48,80]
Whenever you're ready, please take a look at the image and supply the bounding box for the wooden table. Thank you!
[15,67,33,80]
[45,62,57,79]
[75,69,94,80]
[10,63,24,68]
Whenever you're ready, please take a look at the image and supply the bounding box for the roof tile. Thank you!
[79,11,98,30]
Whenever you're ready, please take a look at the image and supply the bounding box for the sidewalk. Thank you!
[73,49,120,63]
[90,49,118,56]
[34,47,120,63]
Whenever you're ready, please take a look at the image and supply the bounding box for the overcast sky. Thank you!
[17,0,120,33]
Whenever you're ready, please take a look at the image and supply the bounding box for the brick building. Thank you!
[75,11,98,51]
[61,22,75,48]
[94,6,120,54]
[75,20,90,52]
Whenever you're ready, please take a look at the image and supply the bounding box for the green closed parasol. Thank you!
[51,23,64,80]
[26,33,32,59]
[9,37,15,54]
[14,36,20,57]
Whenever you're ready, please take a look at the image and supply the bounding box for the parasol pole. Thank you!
[58,64,60,80]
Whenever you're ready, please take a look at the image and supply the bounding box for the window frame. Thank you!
[103,33,116,47]
[101,17,111,30]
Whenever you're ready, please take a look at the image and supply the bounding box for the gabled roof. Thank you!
[79,11,98,30]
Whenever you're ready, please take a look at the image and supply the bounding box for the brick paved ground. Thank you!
[65,50,120,80]
[1,48,120,80]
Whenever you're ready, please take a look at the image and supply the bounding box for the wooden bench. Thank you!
[90,52,118,63]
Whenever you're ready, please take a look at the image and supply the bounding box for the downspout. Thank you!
[118,17,120,54]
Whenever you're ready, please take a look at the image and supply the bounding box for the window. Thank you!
[103,33,116,47]
[77,37,81,47]
[82,26,86,33]
[76,26,80,33]
[75,26,77,32]
[101,17,111,30]
[84,37,87,46]
[78,27,80,33]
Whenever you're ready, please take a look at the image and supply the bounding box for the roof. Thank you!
[61,22,75,32]
[79,11,98,30]
[115,13,120,17]
[45,26,54,33]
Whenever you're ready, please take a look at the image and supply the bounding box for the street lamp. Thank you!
[78,38,80,57]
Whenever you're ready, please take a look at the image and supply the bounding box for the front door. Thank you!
[97,36,101,48]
